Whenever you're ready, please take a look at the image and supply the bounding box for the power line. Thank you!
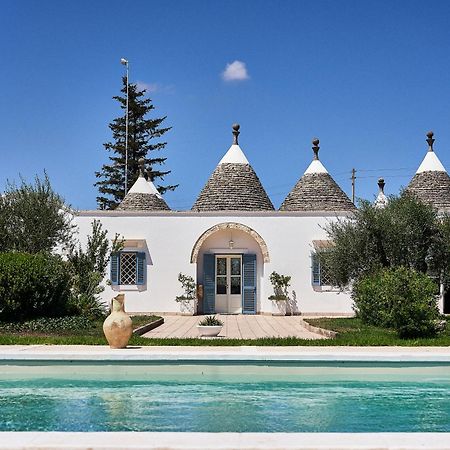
[357,167,415,172]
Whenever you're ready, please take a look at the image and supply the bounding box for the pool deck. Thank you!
[1,345,450,362]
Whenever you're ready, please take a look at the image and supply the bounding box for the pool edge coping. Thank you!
[1,345,450,362]
[1,432,450,450]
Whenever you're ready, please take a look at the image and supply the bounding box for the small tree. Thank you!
[67,220,122,319]
[268,271,291,300]
[0,173,74,254]
[175,273,196,301]
[95,77,177,209]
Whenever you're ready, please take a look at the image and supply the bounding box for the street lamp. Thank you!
[120,58,129,195]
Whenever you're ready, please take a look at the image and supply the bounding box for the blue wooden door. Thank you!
[203,254,215,314]
[242,254,257,314]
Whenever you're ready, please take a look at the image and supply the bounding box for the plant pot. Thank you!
[197,325,222,337]
[271,299,288,316]
[176,298,197,315]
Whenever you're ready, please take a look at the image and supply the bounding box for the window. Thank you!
[110,251,146,286]
[311,252,334,287]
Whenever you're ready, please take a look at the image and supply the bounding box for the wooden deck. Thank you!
[142,315,327,340]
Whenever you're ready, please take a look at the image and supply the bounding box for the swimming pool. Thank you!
[1,361,450,433]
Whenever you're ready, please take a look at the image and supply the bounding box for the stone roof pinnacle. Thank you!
[312,138,320,160]
[426,131,435,152]
[138,157,146,177]
[416,131,446,173]
[232,123,240,145]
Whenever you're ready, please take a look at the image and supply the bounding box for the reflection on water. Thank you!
[1,363,450,432]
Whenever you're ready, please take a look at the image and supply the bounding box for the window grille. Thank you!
[120,252,137,285]
[312,252,334,287]
[111,251,146,286]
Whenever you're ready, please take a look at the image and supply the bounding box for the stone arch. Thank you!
[190,222,270,263]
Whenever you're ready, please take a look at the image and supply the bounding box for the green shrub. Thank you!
[199,315,223,326]
[0,315,93,333]
[0,252,71,321]
[353,270,395,327]
[353,267,441,338]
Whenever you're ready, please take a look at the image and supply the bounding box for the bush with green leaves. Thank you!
[353,267,441,338]
[0,316,93,333]
[0,253,71,321]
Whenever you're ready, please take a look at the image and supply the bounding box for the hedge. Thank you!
[0,252,71,321]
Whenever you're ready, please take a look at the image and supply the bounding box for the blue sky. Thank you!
[2,0,450,210]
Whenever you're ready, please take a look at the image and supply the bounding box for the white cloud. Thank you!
[136,81,175,94]
[222,60,250,82]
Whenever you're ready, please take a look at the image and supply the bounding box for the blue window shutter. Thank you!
[242,254,257,314]
[312,253,321,286]
[203,254,215,314]
[110,253,120,285]
[136,252,146,285]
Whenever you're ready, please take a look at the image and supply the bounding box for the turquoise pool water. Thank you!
[1,362,450,432]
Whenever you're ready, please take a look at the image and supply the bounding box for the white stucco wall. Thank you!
[74,211,353,315]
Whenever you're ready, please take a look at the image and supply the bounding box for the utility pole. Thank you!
[351,168,356,204]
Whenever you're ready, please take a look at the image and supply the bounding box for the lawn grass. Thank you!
[0,316,449,346]
[0,315,160,345]
[305,317,450,346]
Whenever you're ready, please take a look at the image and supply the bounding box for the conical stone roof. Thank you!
[405,132,450,211]
[279,138,355,212]
[117,159,170,211]
[192,124,274,211]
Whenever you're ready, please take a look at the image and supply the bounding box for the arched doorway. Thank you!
[191,223,270,315]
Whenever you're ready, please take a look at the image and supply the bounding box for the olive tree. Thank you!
[323,193,446,287]
[0,173,74,254]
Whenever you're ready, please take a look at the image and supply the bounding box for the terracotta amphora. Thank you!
[103,294,133,348]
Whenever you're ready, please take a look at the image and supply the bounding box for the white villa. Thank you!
[75,127,450,316]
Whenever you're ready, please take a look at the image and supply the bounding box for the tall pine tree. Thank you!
[95,77,177,209]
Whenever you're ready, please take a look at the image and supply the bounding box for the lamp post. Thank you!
[120,58,129,195]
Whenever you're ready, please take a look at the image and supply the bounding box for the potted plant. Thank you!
[268,271,292,316]
[175,273,197,314]
[197,315,223,337]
